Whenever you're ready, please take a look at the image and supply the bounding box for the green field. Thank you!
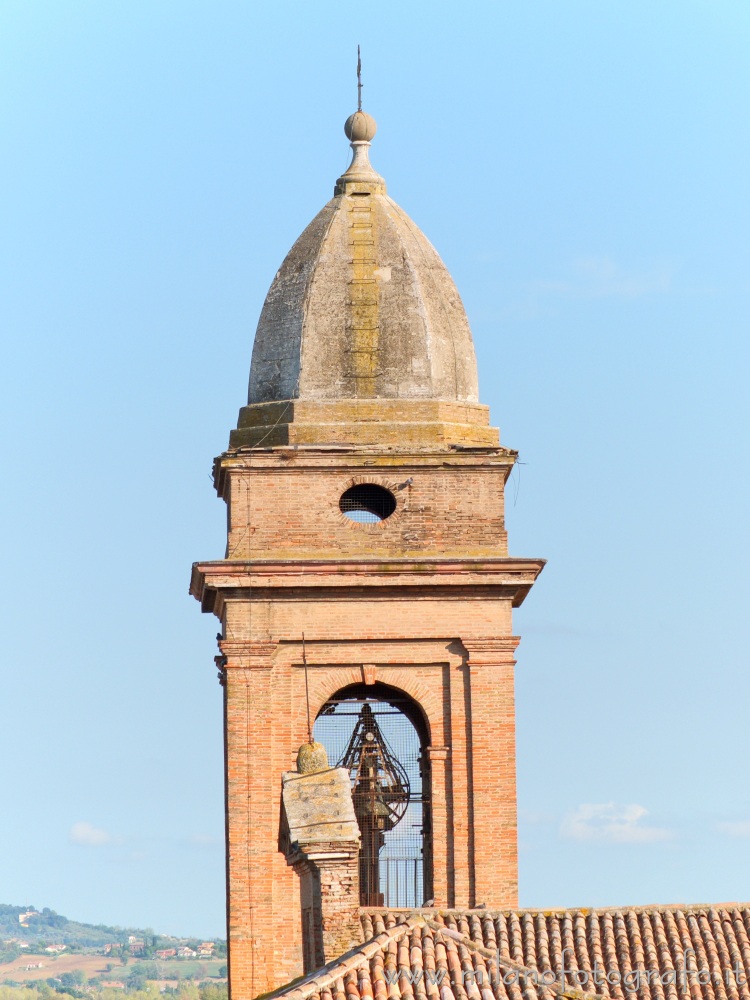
[102,960,226,982]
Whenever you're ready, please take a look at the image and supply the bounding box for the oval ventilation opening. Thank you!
[339,484,396,524]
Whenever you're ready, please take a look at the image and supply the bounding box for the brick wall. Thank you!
[193,444,543,998]
[221,451,511,561]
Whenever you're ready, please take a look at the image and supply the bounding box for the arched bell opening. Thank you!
[314,682,432,908]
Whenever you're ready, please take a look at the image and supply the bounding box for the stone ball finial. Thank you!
[296,741,329,774]
[344,111,377,142]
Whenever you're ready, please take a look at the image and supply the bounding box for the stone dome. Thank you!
[247,114,480,406]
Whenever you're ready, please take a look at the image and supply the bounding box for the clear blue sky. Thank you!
[1,1,748,937]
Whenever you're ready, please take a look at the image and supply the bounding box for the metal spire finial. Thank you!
[357,45,362,112]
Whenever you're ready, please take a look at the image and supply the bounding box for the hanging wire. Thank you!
[302,633,312,743]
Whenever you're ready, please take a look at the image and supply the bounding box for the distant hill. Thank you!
[0,904,222,949]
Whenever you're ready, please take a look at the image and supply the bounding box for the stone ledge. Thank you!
[190,556,546,614]
[230,399,499,449]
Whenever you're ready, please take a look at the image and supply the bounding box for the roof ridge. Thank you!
[267,915,425,1000]
[271,903,750,1000]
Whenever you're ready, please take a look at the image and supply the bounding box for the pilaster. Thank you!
[425,746,449,906]
[448,662,472,907]
[464,637,521,908]
[222,641,278,999]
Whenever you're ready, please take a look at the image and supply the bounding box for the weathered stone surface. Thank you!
[281,768,360,849]
[248,162,480,407]
[281,768,363,971]
[230,398,499,449]
[295,741,328,774]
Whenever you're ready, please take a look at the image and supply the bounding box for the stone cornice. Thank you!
[191,557,545,615]
[212,441,517,494]
[463,636,522,665]
[218,639,276,669]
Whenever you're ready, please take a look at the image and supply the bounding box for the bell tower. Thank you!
[191,107,544,997]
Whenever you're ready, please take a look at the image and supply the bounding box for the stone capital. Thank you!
[463,636,521,666]
[287,842,360,869]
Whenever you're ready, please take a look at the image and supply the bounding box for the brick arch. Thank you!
[308,669,439,746]
[307,666,361,721]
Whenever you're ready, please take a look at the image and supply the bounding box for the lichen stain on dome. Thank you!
[247,116,480,407]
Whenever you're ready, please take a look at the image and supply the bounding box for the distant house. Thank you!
[128,938,145,956]
[197,943,215,956]
[44,945,66,954]
[177,947,197,958]
[156,949,176,960]
[18,911,40,927]
[6,938,30,949]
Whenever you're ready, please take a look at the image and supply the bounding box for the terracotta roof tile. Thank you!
[268,907,750,1000]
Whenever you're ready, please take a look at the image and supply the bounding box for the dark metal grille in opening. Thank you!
[314,693,429,908]
[339,484,396,524]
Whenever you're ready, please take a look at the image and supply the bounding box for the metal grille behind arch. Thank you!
[314,686,431,908]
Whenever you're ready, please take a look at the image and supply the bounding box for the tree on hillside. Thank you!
[59,971,85,987]
[0,986,41,1000]
[40,910,67,929]
[199,983,228,1000]
[127,968,148,992]
[0,942,21,963]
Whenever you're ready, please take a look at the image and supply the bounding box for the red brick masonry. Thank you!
[191,442,545,997]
